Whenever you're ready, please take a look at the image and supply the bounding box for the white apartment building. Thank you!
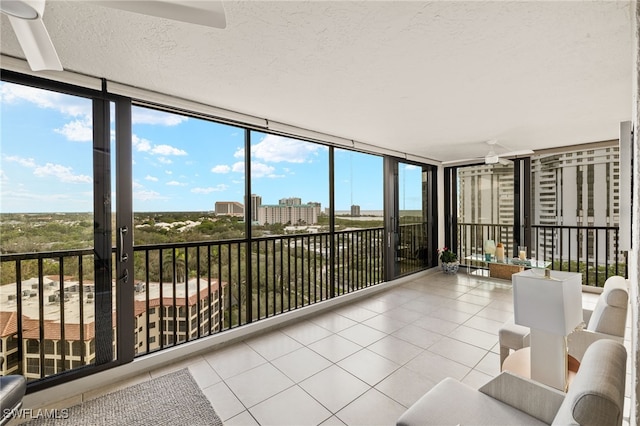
[215,201,244,217]
[531,144,621,263]
[257,204,318,226]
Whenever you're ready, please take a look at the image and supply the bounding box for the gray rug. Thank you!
[27,369,223,426]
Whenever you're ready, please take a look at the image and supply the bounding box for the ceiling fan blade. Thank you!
[90,0,226,29]
[7,14,62,71]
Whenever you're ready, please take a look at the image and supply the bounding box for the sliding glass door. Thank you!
[385,158,437,279]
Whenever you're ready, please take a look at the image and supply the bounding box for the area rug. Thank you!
[26,369,223,426]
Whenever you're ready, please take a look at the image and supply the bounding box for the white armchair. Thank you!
[568,275,628,361]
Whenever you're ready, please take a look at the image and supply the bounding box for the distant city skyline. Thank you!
[0,81,423,213]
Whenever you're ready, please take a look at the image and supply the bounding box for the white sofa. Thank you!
[396,339,627,426]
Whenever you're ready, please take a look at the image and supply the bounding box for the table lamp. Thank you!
[513,269,583,390]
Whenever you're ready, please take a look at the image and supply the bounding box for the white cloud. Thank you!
[251,135,324,163]
[165,170,173,175]
[211,164,231,174]
[4,155,90,184]
[4,155,36,168]
[232,161,283,178]
[191,184,228,194]
[166,181,186,186]
[132,108,188,126]
[33,163,92,183]
[132,134,186,159]
[1,82,91,117]
[54,118,92,142]
[145,175,159,182]
[152,144,187,156]
[134,189,167,201]
[132,135,152,152]
[157,157,173,165]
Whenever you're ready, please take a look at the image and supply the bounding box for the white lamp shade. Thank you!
[513,270,583,335]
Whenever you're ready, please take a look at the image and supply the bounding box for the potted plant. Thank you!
[438,247,459,274]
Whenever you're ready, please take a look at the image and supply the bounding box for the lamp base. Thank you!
[530,330,568,391]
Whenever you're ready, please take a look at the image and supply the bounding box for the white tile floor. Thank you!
[31,271,630,426]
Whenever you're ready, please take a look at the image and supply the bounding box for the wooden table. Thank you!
[502,347,580,389]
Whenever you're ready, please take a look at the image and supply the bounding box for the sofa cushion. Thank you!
[552,339,626,426]
[396,377,547,426]
[587,276,628,336]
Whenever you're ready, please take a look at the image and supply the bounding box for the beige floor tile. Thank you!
[404,350,470,383]
[224,410,259,426]
[336,388,407,426]
[271,346,332,382]
[375,366,437,408]
[300,365,369,413]
[461,369,493,389]
[250,385,332,426]
[447,325,498,350]
[201,381,246,422]
[338,323,387,347]
[225,362,294,408]
[337,348,400,386]
[308,334,362,363]
[363,314,407,334]
[367,335,423,365]
[203,342,266,379]
[428,336,488,368]
[280,320,334,345]
[244,329,303,360]
[392,323,443,349]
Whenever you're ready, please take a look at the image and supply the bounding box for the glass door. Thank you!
[385,158,437,279]
[0,80,117,382]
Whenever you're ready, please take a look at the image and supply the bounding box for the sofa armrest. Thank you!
[479,371,566,424]
[567,329,624,362]
[582,308,593,324]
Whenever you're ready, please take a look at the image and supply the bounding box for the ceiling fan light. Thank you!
[0,0,38,20]
[485,154,499,164]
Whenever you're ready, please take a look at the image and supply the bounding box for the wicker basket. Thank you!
[489,262,524,280]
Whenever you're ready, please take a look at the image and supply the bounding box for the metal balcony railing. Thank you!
[0,228,386,381]
[531,225,626,287]
[457,223,626,287]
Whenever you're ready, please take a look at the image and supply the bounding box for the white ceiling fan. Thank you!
[444,139,534,166]
[0,0,227,72]
[484,139,513,165]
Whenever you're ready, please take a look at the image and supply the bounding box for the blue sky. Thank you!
[1,81,422,213]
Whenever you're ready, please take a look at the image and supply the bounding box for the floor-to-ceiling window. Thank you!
[452,162,516,264]
[0,72,438,389]
[0,78,114,381]
[531,142,625,286]
[388,160,437,278]
[249,131,330,317]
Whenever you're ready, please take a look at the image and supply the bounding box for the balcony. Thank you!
[16,270,630,425]
[458,223,626,287]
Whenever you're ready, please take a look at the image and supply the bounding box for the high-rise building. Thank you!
[257,204,318,226]
[215,201,244,217]
[531,145,620,262]
[457,163,515,224]
[351,205,361,217]
[279,197,302,206]
[249,194,262,222]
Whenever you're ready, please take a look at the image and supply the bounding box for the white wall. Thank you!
[631,3,639,425]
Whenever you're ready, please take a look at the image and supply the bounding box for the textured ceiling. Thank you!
[0,1,633,162]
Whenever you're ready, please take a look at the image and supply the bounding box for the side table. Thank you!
[502,347,580,389]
